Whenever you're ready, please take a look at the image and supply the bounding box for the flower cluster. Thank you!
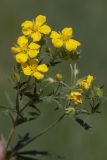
[10,14,104,116]
[11,15,51,80]
[2,13,104,160]
[68,75,94,104]
[79,75,94,90]
[11,14,81,80]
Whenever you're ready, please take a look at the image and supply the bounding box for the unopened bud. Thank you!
[55,73,63,81]
[65,107,75,115]
[45,77,55,84]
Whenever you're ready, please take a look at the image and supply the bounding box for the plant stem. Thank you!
[70,63,73,85]
[5,82,21,158]
[12,113,65,154]
[5,128,14,151]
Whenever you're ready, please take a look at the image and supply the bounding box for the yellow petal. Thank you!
[52,39,63,48]
[69,92,82,104]
[62,28,73,38]
[28,50,39,58]
[50,31,61,39]
[21,20,33,35]
[65,39,81,51]
[17,36,28,47]
[33,71,44,80]
[22,30,32,36]
[31,32,42,42]
[11,47,21,54]
[35,15,46,27]
[79,80,89,90]
[28,42,40,49]
[39,25,51,34]
[87,75,94,83]
[21,63,32,75]
[21,20,33,29]
[37,64,48,72]
[16,53,28,63]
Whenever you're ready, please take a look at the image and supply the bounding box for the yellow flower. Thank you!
[21,59,48,80]
[11,36,40,63]
[21,15,51,42]
[50,27,80,51]
[69,91,83,104]
[79,75,94,90]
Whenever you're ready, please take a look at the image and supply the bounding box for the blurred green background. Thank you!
[0,0,107,160]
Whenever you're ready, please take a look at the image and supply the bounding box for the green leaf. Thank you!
[16,155,39,160]
[14,133,30,151]
[17,150,48,156]
[92,103,101,113]
[0,105,15,112]
[91,86,103,98]
[75,117,92,130]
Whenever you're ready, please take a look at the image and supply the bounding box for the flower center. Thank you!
[21,46,28,53]
[61,34,70,41]
[30,64,37,74]
[33,24,40,32]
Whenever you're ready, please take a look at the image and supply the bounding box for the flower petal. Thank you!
[69,92,82,104]
[62,28,73,38]
[31,32,42,42]
[35,15,46,27]
[21,63,32,75]
[37,64,48,72]
[87,75,94,84]
[33,71,44,80]
[39,25,51,34]
[11,47,21,54]
[21,20,33,35]
[16,53,28,63]
[65,39,80,51]
[28,50,39,58]
[28,42,40,49]
[50,31,61,39]
[52,39,63,48]
[17,36,28,47]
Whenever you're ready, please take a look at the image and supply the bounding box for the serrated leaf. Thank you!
[17,150,48,156]
[0,105,15,112]
[16,155,38,160]
[75,117,92,130]
[29,104,41,114]
[15,112,40,126]
[14,133,30,151]
[92,103,101,113]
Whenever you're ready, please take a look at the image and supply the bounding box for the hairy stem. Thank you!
[12,113,65,155]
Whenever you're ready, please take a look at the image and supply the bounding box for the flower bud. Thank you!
[45,77,55,84]
[65,107,75,115]
[55,73,63,81]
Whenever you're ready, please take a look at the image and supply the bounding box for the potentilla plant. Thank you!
[0,14,105,160]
